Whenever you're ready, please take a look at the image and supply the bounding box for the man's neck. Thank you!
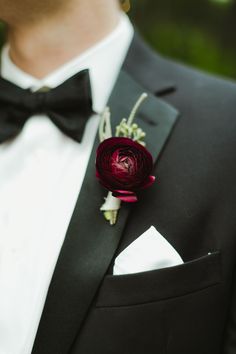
[7,1,121,79]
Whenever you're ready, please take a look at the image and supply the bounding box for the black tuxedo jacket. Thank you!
[31,33,236,354]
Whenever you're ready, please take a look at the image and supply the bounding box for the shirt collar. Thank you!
[1,13,134,113]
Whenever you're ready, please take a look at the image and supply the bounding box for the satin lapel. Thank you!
[108,69,179,160]
[32,70,179,354]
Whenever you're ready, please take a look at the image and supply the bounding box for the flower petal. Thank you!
[115,194,138,203]
[141,175,156,189]
[96,171,102,179]
[114,190,135,195]
[112,190,138,203]
[96,137,155,194]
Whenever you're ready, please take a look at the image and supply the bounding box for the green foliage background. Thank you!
[130,0,236,80]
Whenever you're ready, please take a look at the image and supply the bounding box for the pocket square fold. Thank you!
[113,226,183,275]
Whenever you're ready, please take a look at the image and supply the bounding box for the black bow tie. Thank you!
[0,69,94,143]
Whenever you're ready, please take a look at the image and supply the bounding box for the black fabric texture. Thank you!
[0,69,94,143]
[28,32,236,354]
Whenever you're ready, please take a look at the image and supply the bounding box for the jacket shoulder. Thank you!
[125,32,236,104]
[161,54,236,102]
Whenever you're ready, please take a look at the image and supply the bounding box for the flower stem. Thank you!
[127,93,148,127]
[99,107,112,142]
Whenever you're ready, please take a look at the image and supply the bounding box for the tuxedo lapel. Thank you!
[107,69,179,161]
[32,58,179,354]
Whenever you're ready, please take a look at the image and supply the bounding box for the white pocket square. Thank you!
[113,226,184,275]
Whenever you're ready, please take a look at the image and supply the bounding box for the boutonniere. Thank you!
[96,93,156,226]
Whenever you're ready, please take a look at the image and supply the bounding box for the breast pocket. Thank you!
[95,251,221,308]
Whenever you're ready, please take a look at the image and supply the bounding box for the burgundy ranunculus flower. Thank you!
[96,137,156,203]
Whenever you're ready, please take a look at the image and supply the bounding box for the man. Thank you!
[0,0,235,353]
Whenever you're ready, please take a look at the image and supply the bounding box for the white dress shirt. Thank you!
[0,14,133,354]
